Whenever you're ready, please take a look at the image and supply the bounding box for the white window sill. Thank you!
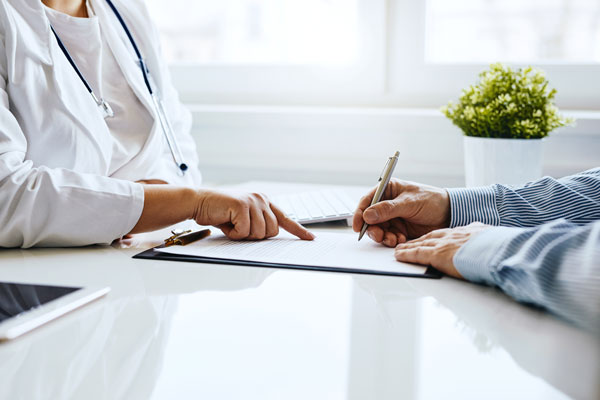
[186,104,600,186]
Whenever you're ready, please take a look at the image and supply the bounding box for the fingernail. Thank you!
[308,232,316,240]
[367,231,375,240]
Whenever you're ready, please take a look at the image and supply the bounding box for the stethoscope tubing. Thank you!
[49,0,188,173]
[104,0,154,96]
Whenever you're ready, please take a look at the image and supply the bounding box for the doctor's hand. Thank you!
[194,190,316,241]
[129,186,314,241]
[352,179,451,247]
[394,223,490,278]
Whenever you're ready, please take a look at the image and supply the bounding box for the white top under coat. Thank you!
[44,1,154,177]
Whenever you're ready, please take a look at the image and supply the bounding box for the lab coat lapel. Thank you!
[5,0,53,66]
[89,0,156,115]
[5,0,112,170]
[4,0,164,173]
[6,0,88,105]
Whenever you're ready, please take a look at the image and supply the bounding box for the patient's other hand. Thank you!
[394,223,490,278]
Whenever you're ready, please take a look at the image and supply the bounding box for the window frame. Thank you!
[163,0,600,110]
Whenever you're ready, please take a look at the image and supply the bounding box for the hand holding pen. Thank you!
[357,151,400,241]
[352,163,452,247]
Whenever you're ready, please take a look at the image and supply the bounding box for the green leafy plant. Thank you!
[441,63,574,139]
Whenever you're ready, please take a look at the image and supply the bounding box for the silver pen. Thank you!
[358,151,400,241]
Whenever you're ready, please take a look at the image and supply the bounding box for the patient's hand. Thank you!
[353,179,451,247]
[194,190,315,241]
[394,223,490,278]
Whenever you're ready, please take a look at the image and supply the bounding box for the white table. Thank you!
[0,183,598,400]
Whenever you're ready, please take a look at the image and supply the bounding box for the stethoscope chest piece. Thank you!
[91,92,114,119]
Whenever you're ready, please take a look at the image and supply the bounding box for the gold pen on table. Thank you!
[358,151,400,241]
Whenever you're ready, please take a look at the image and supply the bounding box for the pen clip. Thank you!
[164,229,192,247]
[378,157,392,181]
[164,228,212,247]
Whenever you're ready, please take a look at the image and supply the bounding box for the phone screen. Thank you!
[0,282,80,323]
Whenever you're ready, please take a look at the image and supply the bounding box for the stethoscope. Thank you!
[49,0,188,174]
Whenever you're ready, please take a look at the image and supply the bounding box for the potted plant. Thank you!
[442,63,574,187]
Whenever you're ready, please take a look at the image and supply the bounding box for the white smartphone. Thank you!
[0,282,110,342]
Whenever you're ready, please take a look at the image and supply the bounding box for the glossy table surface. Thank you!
[0,183,598,400]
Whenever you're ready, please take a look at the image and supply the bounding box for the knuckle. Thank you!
[251,192,266,201]
[252,192,271,207]
[378,202,393,213]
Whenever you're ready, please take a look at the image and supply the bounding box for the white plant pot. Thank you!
[463,136,544,187]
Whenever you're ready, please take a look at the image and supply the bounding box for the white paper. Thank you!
[156,230,428,276]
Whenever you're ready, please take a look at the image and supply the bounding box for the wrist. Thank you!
[187,188,209,222]
[131,185,207,234]
[441,189,451,228]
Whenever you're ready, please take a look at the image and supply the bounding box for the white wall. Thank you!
[189,105,600,188]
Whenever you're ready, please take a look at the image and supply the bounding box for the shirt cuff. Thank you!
[446,186,501,227]
[453,226,518,286]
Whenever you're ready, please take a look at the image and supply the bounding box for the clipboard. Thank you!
[133,229,442,279]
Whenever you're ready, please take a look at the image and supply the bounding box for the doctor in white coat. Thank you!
[0,0,314,247]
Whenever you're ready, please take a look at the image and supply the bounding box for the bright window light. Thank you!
[426,0,600,64]
[145,0,360,66]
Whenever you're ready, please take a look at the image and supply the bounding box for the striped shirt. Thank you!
[446,168,600,331]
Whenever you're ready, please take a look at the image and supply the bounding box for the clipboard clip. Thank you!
[164,228,211,247]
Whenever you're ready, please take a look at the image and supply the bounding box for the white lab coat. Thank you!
[0,0,202,247]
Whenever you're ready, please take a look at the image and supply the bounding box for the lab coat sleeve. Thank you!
[0,32,144,248]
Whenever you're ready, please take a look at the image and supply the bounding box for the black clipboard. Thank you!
[133,246,442,279]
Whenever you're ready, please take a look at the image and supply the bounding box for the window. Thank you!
[147,0,360,66]
[146,0,600,109]
[145,0,385,103]
[426,0,600,64]
[391,0,600,109]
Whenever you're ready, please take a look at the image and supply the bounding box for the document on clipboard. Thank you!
[134,229,441,279]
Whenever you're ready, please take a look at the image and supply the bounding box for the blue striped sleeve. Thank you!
[447,168,600,228]
[454,219,600,332]
[446,186,500,227]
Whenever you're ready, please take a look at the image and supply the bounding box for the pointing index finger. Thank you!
[270,204,316,240]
